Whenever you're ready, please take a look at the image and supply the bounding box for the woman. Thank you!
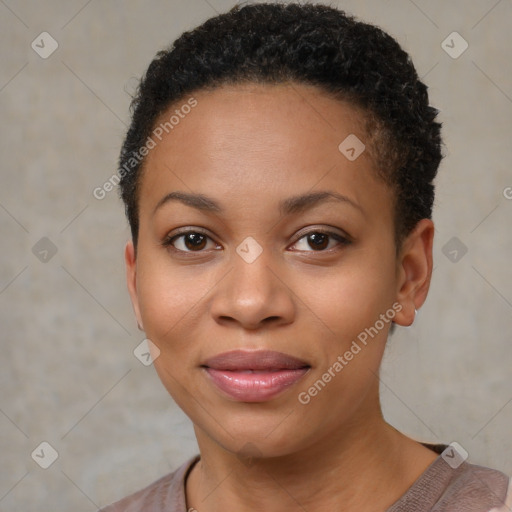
[101,3,511,511]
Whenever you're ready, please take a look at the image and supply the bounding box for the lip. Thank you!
[202,349,310,371]
[201,350,310,402]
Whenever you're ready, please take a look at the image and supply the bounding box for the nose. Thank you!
[209,248,296,330]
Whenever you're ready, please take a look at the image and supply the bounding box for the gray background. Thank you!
[1,0,511,510]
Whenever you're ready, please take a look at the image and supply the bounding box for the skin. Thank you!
[125,83,437,512]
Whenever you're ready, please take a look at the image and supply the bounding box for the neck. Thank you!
[186,400,437,512]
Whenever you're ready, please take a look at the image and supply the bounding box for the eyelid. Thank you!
[291,225,352,244]
[165,226,211,239]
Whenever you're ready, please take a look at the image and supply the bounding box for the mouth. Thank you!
[201,350,311,402]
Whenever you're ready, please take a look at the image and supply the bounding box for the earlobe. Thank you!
[393,219,434,327]
[125,241,144,331]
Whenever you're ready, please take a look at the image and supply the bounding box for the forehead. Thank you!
[150,83,368,158]
[137,83,392,223]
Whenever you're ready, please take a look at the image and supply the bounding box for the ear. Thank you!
[393,219,434,327]
[125,241,144,330]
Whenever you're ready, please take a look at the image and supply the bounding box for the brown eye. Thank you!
[290,230,350,252]
[164,231,217,252]
[183,233,207,251]
[307,233,329,250]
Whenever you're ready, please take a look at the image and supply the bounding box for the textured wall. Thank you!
[1,0,511,510]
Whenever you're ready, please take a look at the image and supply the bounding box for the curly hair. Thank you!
[118,2,443,250]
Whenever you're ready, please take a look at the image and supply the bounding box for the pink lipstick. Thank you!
[201,350,310,402]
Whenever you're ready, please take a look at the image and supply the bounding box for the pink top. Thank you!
[99,447,511,511]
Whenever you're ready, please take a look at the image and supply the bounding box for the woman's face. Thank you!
[125,83,428,457]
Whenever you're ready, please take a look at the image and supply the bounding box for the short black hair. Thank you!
[119,2,443,250]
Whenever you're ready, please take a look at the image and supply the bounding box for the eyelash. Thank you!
[161,228,351,254]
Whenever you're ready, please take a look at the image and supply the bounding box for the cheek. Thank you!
[136,257,206,339]
[301,260,396,343]
[294,250,396,387]
[293,271,394,423]
[136,264,204,404]
[303,274,391,384]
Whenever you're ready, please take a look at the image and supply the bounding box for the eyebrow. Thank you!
[153,191,222,215]
[152,190,363,217]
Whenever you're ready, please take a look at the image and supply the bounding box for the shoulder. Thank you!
[389,447,511,512]
[441,461,511,512]
[99,455,200,512]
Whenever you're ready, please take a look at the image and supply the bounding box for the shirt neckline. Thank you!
[180,444,453,511]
